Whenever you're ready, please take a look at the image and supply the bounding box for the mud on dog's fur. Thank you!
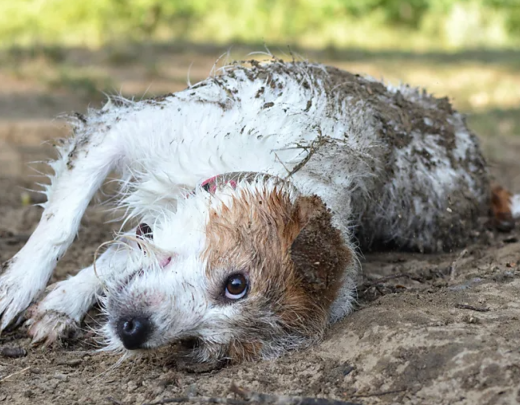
[1,58,519,364]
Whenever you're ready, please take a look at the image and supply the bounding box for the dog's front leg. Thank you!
[25,240,130,345]
[0,125,120,331]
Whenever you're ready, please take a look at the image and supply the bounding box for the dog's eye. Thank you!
[136,223,153,239]
[224,274,248,300]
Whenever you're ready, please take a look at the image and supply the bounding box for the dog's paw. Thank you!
[0,259,46,331]
[26,305,81,346]
[25,279,88,346]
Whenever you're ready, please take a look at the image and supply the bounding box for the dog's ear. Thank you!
[290,195,352,308]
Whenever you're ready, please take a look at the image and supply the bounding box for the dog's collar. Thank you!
[200,174,237,194]
[190,172,292,198]
[198,172,266,195]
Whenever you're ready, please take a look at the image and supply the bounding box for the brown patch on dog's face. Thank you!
[290,195,352,308]
[202,186,352,362]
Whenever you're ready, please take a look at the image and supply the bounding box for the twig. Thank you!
[450,249,468,281]
[285,135,330,179]
[143,397,241,405]
[455,304,490,312]
[351,388,406,398]
[0,366,31,383]
[273,152,291,176]
[230,383,361,405]
[106,397,124,405]
[142,383,361,405]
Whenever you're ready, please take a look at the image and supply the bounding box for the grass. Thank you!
[467,108,520,139]
[2,0,520,50]
[46,68,115,99]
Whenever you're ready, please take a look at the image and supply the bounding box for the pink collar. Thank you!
[192,172,276,197]
[200,175,237,194]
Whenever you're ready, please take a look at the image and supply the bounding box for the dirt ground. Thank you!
[1,49,520,405]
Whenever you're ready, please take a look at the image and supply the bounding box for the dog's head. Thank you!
[100,174,353,363]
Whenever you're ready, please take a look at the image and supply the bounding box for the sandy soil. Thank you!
[1,137,520,405]
[1,52,520,405]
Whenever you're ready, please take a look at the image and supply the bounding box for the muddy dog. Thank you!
[1,60,518,364]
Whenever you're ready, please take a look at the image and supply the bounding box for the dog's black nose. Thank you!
[116,316,152,350]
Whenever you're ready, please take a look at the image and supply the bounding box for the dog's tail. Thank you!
[491,185,520,231]
[512,194,520,219]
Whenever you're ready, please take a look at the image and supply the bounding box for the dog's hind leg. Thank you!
[0,116,122,331]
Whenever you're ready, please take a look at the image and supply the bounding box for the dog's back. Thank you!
[84,60,490,252]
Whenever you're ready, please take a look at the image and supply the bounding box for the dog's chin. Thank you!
[123,338,228,372]
[173,339,229,372]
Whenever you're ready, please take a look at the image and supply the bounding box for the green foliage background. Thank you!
[2,0,520,50]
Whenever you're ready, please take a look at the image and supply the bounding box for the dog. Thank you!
[1,59,518,364]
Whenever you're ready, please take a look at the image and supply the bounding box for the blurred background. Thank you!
[0,0,519,180]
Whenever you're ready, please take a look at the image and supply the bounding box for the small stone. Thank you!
[127,381,138,392]
[503,236,518,244]
[151,385,165,396]
[56,359,82,367]
[23,390,34,398]
[462,315,481,324]
[0,347,27,358]
[54,372,69,381]
[185,384,198,397]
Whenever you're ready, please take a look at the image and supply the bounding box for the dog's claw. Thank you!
[26,306,81,346]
